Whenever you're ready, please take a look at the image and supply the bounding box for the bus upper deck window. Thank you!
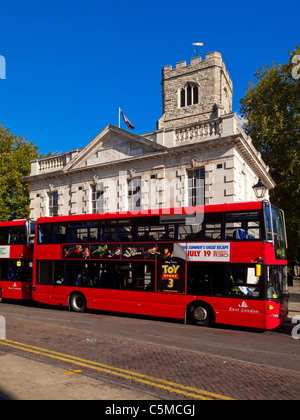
[225,212,261,240]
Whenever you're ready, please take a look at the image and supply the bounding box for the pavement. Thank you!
[287,279,300,320]
[0,353,158,400]
[0,280,299,401]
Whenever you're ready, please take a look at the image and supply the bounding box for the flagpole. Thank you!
[119,107,121,128]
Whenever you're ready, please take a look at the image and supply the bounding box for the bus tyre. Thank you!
[69,293,86,313]
[188,303,214,327]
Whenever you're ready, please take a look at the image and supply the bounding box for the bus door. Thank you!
[221,265,265,329]
[0,259,32,300]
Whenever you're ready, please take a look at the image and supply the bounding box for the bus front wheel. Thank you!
[69,293,87,313]
[188,302,214,327]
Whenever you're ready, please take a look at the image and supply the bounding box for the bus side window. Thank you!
[0,228,8,245]
[37,261,53,285]
[159,224,175,241]
[53,224,67,243]
[0,260,8,280]
[227,266,261,298]
[102,220,132,242]
[38,224,53,244]
[225,212,261,240]
[9,227,25,244]
[179,224,202,240]
[179,213,222,240]
[187,263,226,296]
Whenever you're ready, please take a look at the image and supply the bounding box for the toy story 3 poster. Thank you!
[63,242,186,293]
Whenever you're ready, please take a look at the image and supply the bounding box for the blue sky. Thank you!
[0,0,299,155]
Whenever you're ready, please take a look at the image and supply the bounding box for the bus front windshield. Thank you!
[263,202,287,260]
[271,206,287,260]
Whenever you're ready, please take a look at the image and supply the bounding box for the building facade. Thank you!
[25,52,275,219]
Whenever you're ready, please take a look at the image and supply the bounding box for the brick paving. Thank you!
[3,317,300,400]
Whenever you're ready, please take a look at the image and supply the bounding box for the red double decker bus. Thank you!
[0,219,35,300]
[32,201,288,329]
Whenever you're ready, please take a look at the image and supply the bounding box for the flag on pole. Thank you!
[120,108,135,130]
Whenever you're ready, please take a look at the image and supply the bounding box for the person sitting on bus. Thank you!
[55,275,64,285]
[76,269,89,286]
[233,229,247,240]
[11,231,23,244]
[229,273,245,296]
[138,231,155,242]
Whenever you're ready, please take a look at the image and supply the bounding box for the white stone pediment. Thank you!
[86,140,144,166]
[63,125,164,171]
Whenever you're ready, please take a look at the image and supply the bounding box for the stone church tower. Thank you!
[157,52,233,130]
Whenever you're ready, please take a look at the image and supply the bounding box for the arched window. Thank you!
[179,83,199,108]
[193,85,199,104]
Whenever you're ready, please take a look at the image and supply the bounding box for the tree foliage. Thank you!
[0,123,39,220]
[240,46,300,258]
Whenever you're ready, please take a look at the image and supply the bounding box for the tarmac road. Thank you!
[0,290,299,400]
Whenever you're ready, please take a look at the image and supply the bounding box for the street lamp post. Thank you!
[253,177,267,200]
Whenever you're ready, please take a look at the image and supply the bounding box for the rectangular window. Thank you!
[225,212,261,240]
[0,260,8,280]
[137,217,175,241]
[91,183,104,214]
[48,192,58,217]
[179,212,222,241]
[187,263,262,298]
[187,263,227,296]
[54,261,65,286]
[102,219,133,242]
[60,260,155,291]
[128,178,141,211]
[38,223,53,244]
[8,226,26,244]
[0,227,26,245]
[10,261,32,282]
[0,228,9,245]
[53,224,67,243]
[187,168,205,207]
[137,225,165,241]
[99,262,155,291]
[37,261,53,285]
[228,266,261,298]
[67,222,99,243]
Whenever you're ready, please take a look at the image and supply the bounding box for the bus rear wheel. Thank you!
[69,293,86,313]
[188,302,214,327]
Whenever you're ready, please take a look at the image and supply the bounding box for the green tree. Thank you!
[0,123,39,220]
[240,46,300,258]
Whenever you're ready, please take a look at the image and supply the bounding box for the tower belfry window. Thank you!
[179,83,199,108]
[193,85,199,104]
[180,89,185,107]
[187,85,192,106]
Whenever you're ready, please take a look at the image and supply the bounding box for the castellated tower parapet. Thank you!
[157,51,233,130]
